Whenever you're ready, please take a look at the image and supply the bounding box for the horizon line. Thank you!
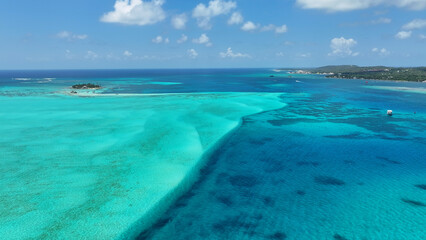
[1,65,426,71]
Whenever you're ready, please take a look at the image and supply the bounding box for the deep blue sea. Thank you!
[0,69,425,240]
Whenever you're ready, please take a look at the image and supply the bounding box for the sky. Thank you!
[1,0,426,69]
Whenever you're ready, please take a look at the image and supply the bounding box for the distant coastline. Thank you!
[278,65,426,82]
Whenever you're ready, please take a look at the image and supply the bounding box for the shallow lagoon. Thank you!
[0,90,284,239]
[0,69,425,239]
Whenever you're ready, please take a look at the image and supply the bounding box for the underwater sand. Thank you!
[0,91,284,239]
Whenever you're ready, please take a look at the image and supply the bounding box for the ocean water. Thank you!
[0,69,425,240]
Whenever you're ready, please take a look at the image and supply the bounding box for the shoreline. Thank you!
[288,73,425,83]
[324,76,425,83]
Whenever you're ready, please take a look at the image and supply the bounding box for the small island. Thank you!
[72,83,101,89]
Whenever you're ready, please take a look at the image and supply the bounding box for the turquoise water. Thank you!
[0,69,425,239]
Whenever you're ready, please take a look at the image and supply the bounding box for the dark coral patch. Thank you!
[296,190,306,196]
[252,213,263,220]
[249,139,267,145]
[401,198,426,207]
[376,156,402,164]
[297,161,321,167]
[263,196,275,207]
[333,234,349,240]
[229,175,259,187]
[414,184,426,190]
[314,176,346,186]
[216,195,234,206]
[212,216,258,231]
[249,137,273,146]
[152,217,172,229]
[325,133,366,139]
[264,160,286,173]
[268,118,319,126]
[268,231,287,239]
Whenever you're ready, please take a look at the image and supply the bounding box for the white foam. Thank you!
[365,86,426,94]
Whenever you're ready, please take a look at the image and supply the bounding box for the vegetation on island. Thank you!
[286,65,426,82]
[72,83,101,89]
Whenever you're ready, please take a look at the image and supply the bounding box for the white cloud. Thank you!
[276,52,285,57]
[241,21,259,31]
[402,19,426,30]
[152,35,163,43]
[371,17,392,24]
[172,14,188,29]
[74,34,88,40]
[380,48,390,56]
[394,0,426,10]
[297,0,379,12]
[372,47,390,56]
[193,34,212,46]
[296,0,426,12]
[298,53,312,58]
[341,17,392,27]
[228,12,243,25]
[395,31,412,39]
[152,36,169,44]
[192,0,237,29]
[220,47,250,58]
[100,0,166,26]
[261,24,276,32]
[57,31,88,40]
[177,34,188,44]
[57,31,71,39]
[328,37,359,57]
[244,23,287,33]
[65,49,73,59]
[275,25,288,33]
[123,50,133,57]
[85,51,99,60]
[420,34,426,39]
[188,49,198,58]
